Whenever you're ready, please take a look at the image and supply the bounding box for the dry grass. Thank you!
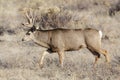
[0,0,120,80]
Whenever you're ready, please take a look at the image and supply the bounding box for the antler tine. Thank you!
[32,9,37,25]
[33,9,41,30]
[29,8,34,24]
[25,9,31,24]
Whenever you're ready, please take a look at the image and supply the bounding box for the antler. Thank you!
[21,8,36,28]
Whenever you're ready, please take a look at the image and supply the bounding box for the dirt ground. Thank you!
[0,0,120,80]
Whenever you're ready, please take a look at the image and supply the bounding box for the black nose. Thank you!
[22,38,24,41]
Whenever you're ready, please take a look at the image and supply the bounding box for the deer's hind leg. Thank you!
[99,49,110,63]
[87,48,101,66]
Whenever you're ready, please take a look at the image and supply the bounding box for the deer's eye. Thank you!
[26,32,30,35]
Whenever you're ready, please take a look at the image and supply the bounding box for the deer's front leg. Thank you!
[58,50,64,67]
[39,51,49,68]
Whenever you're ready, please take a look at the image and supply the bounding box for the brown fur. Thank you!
[22,28,109,67]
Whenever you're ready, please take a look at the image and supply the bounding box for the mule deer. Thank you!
[22,26,109,67]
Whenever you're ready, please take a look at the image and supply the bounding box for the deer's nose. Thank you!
[22,38,24,41]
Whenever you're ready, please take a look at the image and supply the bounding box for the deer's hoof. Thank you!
[39,64,44,69]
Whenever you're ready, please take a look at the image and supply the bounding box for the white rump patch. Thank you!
[99,30,102,39]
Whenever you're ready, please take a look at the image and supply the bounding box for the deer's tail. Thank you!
[99,30,102,39]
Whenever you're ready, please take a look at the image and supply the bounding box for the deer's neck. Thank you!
[32,31,51,48]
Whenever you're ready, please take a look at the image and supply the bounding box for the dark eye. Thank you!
[26,32,30,35]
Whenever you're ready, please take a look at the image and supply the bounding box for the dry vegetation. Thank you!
[0,0,120,80]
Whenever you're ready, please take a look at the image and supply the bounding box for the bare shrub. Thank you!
[109,0,120,16]
[0,27,4,36]
[63,0,90,11]
[21,7,86,30]
[38,10,73,29]
[6,29,16,35]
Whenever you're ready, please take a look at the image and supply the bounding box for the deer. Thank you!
[22,26,110,68]
[21,8,109,68]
